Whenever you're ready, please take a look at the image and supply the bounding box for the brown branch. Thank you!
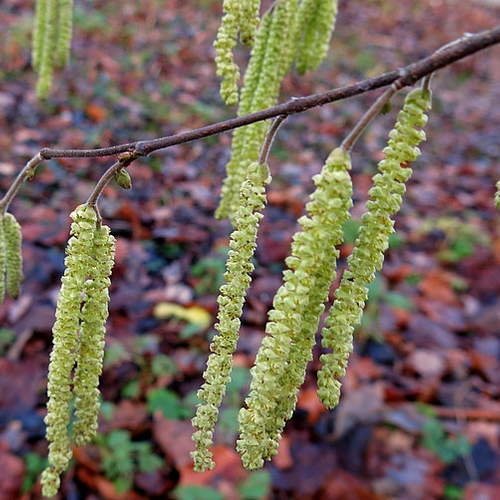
[28,26,500,161]
[0,152,44,213]
[259,115,287,165]
[341,85,398,152]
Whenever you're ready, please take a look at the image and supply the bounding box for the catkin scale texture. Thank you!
[32,0,74,98]
[0,217,6,303]
[237,147,353,469]
[318,87,432,409]
[192,162,271,471]
[42,204,115,498]
[4,213,24,299]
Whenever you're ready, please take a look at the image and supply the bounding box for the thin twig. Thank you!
[259,115,287,165]
[86,160,122,212]
[341,85,399,152]
[0,152,44,213]
[86,151,140,215]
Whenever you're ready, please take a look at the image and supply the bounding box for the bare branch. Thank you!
[259,115,287,165]
[0,152,44,213]
[30,26,500,163]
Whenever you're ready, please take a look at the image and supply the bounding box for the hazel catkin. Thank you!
[317,87,432,409]
[192,161,271,471]
[3,213,23,299]
[237,147,352,469]
[42,204,115,498]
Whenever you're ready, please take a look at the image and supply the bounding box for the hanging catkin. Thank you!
[41,204,115,498]
[56,0,74,67]
[3,213,23,299]
[317,87,432,409]
[216,0,300,221]
[73,222,116,444]
[237,147,352,469]
[0,216,6,304]
[295,0,338,74]
[32,0,74,98]
[41,205,95,497]
[214,0,261,105]
[494,180,500,209]
[192,161,271,471]
[34,0,59,98]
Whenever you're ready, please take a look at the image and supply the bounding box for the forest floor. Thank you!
[1,0,500,499]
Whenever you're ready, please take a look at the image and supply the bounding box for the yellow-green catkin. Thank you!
[4,213,23,299]
[214,11,272,219]
[192,162,271,471]
[214,1,242,106]
[237,12,273,118]
[317,87,432,409]
[42,205,96,497]
[237,147,352,469]
[216,0,300,221]
[73,223,115,445]
[41,204,115,497]
[33,0,74,98]
[495,180,500,209]
[32,0,48,71]
[295,0,338,74]
[56,0,74,67]
[0,217,6,303]
[35,0,59,98]
[238,0,261,45]
[214,0,261,106]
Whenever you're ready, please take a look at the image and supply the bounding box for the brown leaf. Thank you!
[153,413,194,469]
[463,482,500,500]
[297,387,327,424]
[178,445,245,488]
[418,269,461,306]
[100,400,149,434]
[134,469,171,496]
[405,349,446,379]
[0,450,25,500]
[334,383,385,439]
[274,434,293,470]
[0,359,45,415]
[320,468,385,500]
[76,467,146,500]
[85,103,107,123]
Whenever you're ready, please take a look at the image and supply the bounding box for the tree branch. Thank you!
[26,26,500,162]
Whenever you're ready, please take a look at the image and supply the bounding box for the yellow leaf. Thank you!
[153,302,211,329]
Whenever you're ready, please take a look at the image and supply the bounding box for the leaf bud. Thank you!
[114,168,132,189]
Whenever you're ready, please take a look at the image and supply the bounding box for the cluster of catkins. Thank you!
[215,0,340,220]
[32,0,74,98]
[192,82,433,469]
[0,213,23,303]
[190,0,436,471]
[25,0,442,492]
[41,204,115,497]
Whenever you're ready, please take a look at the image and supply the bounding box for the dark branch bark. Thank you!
[34,26,500,161]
